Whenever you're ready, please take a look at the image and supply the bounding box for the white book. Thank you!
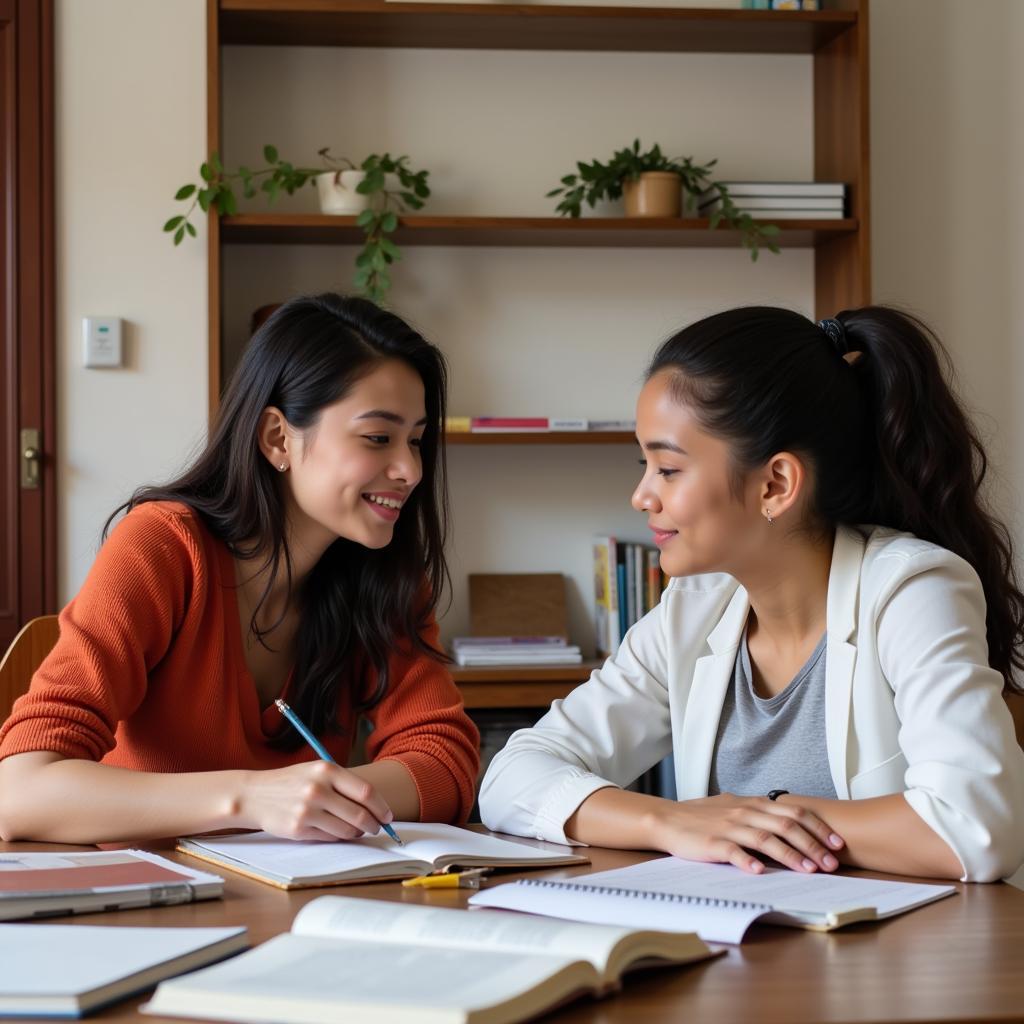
[455,653,583,666]
[452,643,578,655]
[0,924,247,1018]
[700,196,845,211]
[142,895,718,1024]
[699,181,846,199]
[729,208,846,220]
[471,856,955,945]
[177,822,587,889]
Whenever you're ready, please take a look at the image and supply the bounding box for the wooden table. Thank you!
[4,838,1024,1023]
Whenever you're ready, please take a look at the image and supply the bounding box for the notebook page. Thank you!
[357,822,581,866]
[293,895,627,973]
[182,833,419,881]
[143,934,590,1022]
[579,858,955,917]
[471,880,764,944]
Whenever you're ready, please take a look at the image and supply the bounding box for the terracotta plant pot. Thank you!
[622,171,681,217]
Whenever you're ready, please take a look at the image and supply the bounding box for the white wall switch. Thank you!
[82,316,123,368]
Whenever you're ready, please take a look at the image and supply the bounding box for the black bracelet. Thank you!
[767,789,789,801]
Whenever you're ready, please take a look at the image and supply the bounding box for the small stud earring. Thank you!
[764,509,774,525]
[278,463,287,473]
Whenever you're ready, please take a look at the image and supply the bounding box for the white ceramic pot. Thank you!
[316,170,370,215]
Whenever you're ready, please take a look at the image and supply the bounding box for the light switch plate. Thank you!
[82,316,123,368]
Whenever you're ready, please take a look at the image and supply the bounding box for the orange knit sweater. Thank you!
[0,502,480,824]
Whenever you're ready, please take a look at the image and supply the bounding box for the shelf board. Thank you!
[221,213,857,249]
[446,431,634,445]
[220,2,858,54]
[451,659,599,709]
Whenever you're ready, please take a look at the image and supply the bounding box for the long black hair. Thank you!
[648,305,1024,694]
[106,293,451,748]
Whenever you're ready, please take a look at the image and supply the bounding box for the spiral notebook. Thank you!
[470,856,956,944]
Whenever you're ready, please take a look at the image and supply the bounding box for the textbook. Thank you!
[0,849,225,921]
[471,856,956,944]
[142,895,717,1024]
[177,822,587,889]
[0,923,247,1017]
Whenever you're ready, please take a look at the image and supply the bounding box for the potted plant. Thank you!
[165,146,430,303]
[547,139,780,260]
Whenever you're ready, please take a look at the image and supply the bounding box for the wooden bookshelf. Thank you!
[451,659,600,709]
[221,213,857,250]
[219,2,857,54]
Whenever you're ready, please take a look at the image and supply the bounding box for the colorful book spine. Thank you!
[471,417,549,432]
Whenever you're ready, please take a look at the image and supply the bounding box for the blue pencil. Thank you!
[274,698,404,845]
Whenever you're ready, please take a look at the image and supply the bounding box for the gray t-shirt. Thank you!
[707,629,837,800]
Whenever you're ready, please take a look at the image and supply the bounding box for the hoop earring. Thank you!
[763,509,774,526]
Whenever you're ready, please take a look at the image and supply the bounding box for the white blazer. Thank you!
[479,526,1024,882]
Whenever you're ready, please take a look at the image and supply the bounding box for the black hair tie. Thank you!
[818,317,849,356]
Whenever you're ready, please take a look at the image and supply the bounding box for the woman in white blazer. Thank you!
[480,306,1024,883]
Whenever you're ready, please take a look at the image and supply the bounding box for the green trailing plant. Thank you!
[165,146,430,303]
[547,139,780,260]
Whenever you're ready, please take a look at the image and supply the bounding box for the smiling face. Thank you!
[631,369,769,579]
[273,358,428,557]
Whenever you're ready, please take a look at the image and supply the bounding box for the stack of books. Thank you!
[698,181,846,220]
[593,537,668,658]
[445,417,636,433]
[451,636,582,667]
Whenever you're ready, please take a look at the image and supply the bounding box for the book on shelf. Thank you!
[446,416,472,432]
[452,635,582,666]
[587,418,636,431]
[471,416,549,432]
[700,181,846,200]
[592,535,620,658]
[594,539,667,657]
[725,208,845,220]
[177,822,587,890]
[0,849,225,922]
[699,195,845,212]
[549,417,588,431]
[471,856,956,945]
[142,894,718,1024]
[452,635,568,649]
[0,924,247,1019]
[455,651,583,667]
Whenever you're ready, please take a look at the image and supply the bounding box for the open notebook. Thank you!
[177,823,587,889]
[470,856,956,944]
[142,894,718,1024]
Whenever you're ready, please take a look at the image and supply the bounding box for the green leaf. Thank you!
[198,188,213,213]
[263,144,278,164]
[185,221,197,238]
[219,188,238,215]
[174,184,196,201]
[199,163,211,182]
[163,215,184,232]
[211,151,223,174]
[413,180,429,198]
[174,225,185,245]
[760,224,781,236]
[356,209,376,229]
[355,249,373,268]
[381,211,398,233]
[380,237,400,259]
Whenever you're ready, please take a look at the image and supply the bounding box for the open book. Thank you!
[142,894,717,1024]
[0,924,247,1018]
[470,856,956,944]
[0,849,225,921]
[177,822,587,889]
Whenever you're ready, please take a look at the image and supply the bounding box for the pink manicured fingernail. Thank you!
[750,860,764,873]
[823,853,839,869]
[829,834,843,848]
[802,858,816,872]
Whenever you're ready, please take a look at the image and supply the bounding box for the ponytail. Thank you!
[838,307,1024,693]
[648,305,1024,693]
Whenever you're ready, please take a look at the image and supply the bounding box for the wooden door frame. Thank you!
[0,0,57,647]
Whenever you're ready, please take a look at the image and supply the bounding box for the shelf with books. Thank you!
[451,660,601,710]
[219,2,858,55]
[445,431,635,446]
[219,213,857,250]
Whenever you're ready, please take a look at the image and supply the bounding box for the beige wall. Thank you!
[57,0,208,598]
[57,2,1023,646]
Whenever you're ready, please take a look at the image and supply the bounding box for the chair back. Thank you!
[0,616,59,721]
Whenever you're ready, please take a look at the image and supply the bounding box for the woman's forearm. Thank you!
[348,759,420,821]
[0,753,247,844]
[779,792,963,879]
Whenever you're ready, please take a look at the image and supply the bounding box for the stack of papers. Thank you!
[452,636,582,666]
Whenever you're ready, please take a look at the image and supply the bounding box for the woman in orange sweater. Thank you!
[0,293,479,843]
